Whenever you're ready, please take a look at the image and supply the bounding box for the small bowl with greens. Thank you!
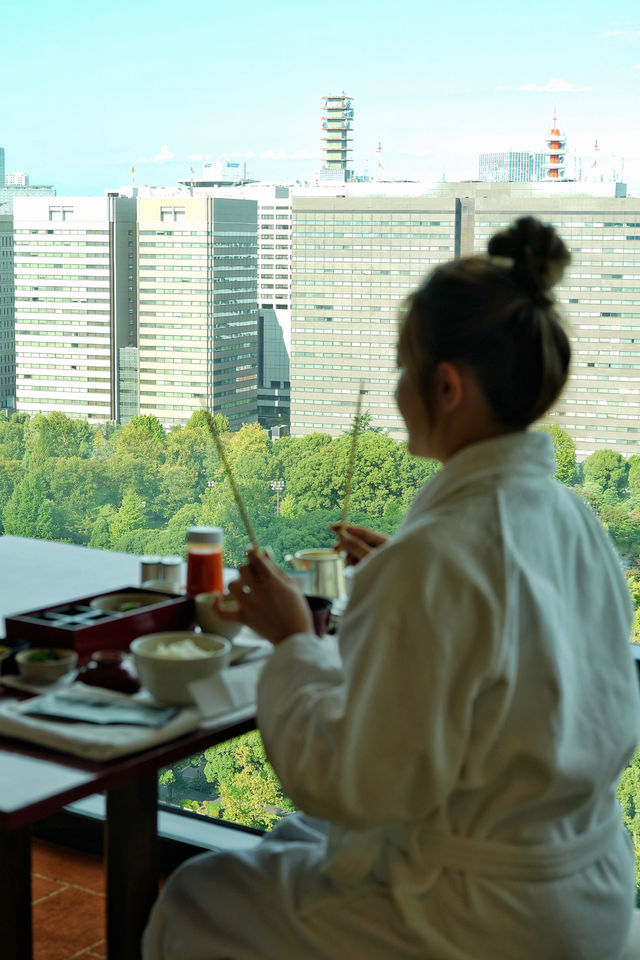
[16,647,79,685]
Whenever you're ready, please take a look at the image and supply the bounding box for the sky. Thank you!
[2,0,640,195]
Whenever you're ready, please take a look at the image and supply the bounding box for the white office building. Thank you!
[13,195,137,422]
[0,214,15,413]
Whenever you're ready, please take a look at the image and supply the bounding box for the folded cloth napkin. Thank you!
[0,683,201,761]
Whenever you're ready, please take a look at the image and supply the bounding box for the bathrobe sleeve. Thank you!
[257,525,503,829]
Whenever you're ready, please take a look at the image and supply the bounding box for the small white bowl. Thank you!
[130,631,231,705]
[194,593,243,641]
[16,648,78,685]
[90,591,171,612]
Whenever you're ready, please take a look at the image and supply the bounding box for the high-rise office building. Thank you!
[171,178,291,431]
[255,187,291,429]
[289,181,640,459]
[13,195,137,422]
[137,196,259,430]
[290,193,456,437]
[0,148,5,186]
[479,151,546,182]
[0,214,15,413]
[471,184,640,457]
[319,94,354,183]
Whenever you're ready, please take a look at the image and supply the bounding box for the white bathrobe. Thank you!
[144,432,640,960]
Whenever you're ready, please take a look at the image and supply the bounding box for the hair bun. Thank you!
[488,216,570,298]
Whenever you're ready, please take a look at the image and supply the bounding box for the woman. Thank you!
[144,217,640,959]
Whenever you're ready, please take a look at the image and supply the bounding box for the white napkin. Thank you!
[189,658,266,728]
[0,683,201,761]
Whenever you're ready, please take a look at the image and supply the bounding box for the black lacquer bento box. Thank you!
[3,587,195,664]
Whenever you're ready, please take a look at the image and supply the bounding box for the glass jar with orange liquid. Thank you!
[186,526,224,595]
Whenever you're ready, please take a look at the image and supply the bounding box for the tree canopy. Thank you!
[0,411,439,568]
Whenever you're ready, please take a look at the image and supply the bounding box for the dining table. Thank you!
[0,535,258,960]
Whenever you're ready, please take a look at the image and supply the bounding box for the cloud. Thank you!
[601,28,640,38]
[188,153,203,161]
[153,144,174,163]
[134,144,176,164]
[519,77,592,92]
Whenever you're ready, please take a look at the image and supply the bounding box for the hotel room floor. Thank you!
[32,838,107,960]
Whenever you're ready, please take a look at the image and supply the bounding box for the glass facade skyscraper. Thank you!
[137,196,258,429]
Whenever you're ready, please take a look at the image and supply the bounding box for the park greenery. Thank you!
[0,409,438,567]
[3,409,640,865]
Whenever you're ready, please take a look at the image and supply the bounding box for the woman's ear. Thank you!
[433,362,464,414]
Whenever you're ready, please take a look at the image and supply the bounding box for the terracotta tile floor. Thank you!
[32,838,106,960]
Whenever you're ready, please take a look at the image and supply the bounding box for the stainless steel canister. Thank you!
[159,556,184,587]
[285,549,346,601]
[140,555,161,585]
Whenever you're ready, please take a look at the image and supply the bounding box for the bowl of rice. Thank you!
[130,631,231,705]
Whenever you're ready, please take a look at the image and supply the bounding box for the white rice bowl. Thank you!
[194,592,243,641]
[130,631,231,705]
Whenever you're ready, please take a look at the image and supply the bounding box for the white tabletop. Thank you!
[0,536,142,637]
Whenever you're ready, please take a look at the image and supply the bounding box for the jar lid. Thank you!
[187,525,224,544]
[160,555,183,566]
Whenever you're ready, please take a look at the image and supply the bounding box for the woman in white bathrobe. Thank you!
[143,217,640,960]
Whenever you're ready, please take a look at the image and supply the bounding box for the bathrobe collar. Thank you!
[411,430,556,515]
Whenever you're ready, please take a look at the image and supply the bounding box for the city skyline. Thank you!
[2,0,640,195]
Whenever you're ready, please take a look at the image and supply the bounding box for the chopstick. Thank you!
[340,383,366,528]
[200,406,260,550]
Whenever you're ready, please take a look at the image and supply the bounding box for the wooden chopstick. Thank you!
[340,383,366,527]
[201,408,260,550]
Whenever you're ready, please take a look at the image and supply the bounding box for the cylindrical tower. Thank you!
[544,115,567,180]
[321,93,353,182]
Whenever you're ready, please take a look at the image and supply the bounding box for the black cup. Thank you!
[304,595,333,637]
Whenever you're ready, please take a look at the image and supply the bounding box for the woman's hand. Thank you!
[212,548,314,645]
[330,523,388,566]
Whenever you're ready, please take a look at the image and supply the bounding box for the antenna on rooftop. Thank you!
[376,141,383,180]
